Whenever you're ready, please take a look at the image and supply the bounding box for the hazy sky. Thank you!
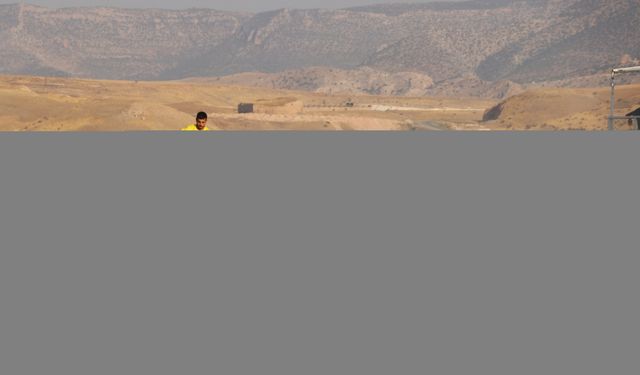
[1,1,466,12]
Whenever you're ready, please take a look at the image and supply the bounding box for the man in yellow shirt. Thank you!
[182,112,211,131]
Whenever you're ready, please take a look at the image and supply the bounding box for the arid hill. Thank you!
[0,4,249,79]
[208,68,537,100]
[482,83,640,130]
[207,67,435,97]
[1,0,638,97]
[476,0,640,83]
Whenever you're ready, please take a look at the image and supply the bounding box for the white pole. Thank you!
[609,70,615,131]
[612,66,640,74]
[609,66,640,130]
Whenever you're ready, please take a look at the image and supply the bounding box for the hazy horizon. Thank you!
[1,0,469,12]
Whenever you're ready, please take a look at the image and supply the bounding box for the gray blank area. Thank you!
[0,133,639,375]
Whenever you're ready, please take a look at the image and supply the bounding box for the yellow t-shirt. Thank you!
[181,124,211,131]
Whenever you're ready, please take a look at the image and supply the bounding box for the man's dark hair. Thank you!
[196,112,208,120]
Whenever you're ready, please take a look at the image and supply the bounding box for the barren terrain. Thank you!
[483,84,640,131]
[2,75,638,132]
[0,75,493,131]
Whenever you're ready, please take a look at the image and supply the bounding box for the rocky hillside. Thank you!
[0,4,249,79]
[1,1,639,96]
[208,67,435,97]
[476,0,640,82]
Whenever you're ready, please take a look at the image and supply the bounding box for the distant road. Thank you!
[370,105,483,112]
[411,121,448,131]
[411,121,492,131]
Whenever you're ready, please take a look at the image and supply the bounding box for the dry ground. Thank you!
[0,75,493,131]
[482,84,640,131]
[2,75,636,131]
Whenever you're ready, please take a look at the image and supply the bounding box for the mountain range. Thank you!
[1,0,639,97]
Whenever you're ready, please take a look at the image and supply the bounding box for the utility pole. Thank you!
[609,70,615,131]
[609,66,640,131]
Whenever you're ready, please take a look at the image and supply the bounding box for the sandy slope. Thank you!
[0,75,493,131]
[483,84,640,131]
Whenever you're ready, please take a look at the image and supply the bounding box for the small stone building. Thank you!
[626,108,640,130]
[238,97,303,115]
[238,103,254,113]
